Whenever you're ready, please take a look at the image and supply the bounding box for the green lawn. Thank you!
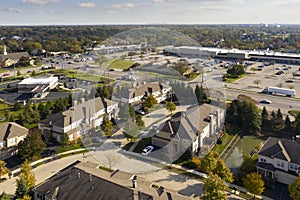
[225,74,246,83]
[212,133,235,155]
[64,70,114,83]
[288,110,300,117]
[108,59,135,70]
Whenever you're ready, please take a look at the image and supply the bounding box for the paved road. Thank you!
[226,88,300,115]
[0,130,244,200]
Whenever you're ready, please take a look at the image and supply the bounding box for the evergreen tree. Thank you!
[60,133,69,148]
[15,178,28,199]
[68,93,73,107]
[261,106,269,128]
[195,84,203,105]
[14,102,21,111]
[285,115,292,131]
[101,116,113,136]
[277,108,283,120]
[271,110,276,120]
[18,130,46,161]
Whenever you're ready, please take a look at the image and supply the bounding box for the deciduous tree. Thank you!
[243,173,264,198]
[123,121,140,143]
[200,151,219,173]
[166,101,176,115]
[19,160,36,190]
[135,115,145,127]
[0,160,9,177]
[213,160,233,183]
[143,95,157,108]
[202,172,227,200]
[289,176,300,200]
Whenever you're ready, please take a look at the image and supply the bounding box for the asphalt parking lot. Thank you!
[232,62,300,97]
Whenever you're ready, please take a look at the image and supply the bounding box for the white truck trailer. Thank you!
[262,86,296,97]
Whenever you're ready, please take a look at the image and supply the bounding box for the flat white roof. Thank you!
[18,76,58,85]
[166,46,300,59]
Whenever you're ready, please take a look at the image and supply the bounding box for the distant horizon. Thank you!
[2,0,300,25]
[1,23,300,27]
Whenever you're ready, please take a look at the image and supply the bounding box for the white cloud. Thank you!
[4,8,23,13]
[21,0,60,6]
[104,2,136,13]
[77,2,96,8]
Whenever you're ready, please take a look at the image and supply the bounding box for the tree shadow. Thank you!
[178,183,203,197]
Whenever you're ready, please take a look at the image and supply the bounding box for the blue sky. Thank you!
[1,0,300,25]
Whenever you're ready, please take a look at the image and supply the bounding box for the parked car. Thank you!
[2,73,10,77]
[142,146,154,155]
[152,124,158,129]
[259,99,272,104]
[286,80,294,83]
[275,71,284,75]
[135,109,145,115]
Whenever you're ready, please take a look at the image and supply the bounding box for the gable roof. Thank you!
[185,103,219,132]
[258,137,300,164]
[0,122,28,142]
[0,52,30,62]
[40,98,114,128]
[154,103,222,143]
[118,82,171,99]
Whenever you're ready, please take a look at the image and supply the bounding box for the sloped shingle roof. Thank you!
[40,98,114,128]
[0,122,28,142]
[258,137,300,164]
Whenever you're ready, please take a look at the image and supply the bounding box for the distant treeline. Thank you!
[1,24,300,54]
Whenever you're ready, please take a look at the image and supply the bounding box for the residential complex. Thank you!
[38,97,118,142]
[0,122,28,149]
[33,161,190,200]
[257,137,300,185]
[117,82,172,105]
[152,103,225,160]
